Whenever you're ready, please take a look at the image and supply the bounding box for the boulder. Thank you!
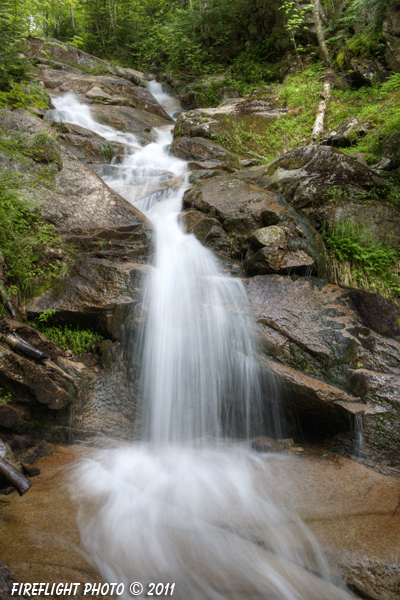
[27,37,148,87]
[0,344,76,410]
[26,259,151,339]
[52,122,127,164]
[348,58,390,87]
[34,67,172,121]
[0,109,152,233]
[233,146,387,212]
[183,173,327,277]
[178,76,242,110]
[170,136,244,168]
[320,117,369,148]
[246,275,400,462]
[173,96,287,140]
[89,104,169,141]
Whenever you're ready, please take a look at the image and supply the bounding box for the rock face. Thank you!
[234,145,387,211]
[0,109,151,233]
[183,172,327,277]
[246,275,400,461]
[26,259,150,340]
[35,66,171,121]
[27,37,148,87]
[170,136,245,168]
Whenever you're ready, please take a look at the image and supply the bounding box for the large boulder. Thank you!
[0,109,151,233]
[234,145,387,212]
[246,275,400,462]
[52,122,127,164]
[183,172,327,277]
[27,37,148,86]
[0,343,76,410]
[173,96,287,140]
[170,137,246,169]
[26,259,150,339]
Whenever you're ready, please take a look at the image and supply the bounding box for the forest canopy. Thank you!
[0,0,395,82]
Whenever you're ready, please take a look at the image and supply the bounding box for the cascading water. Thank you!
[49,86,354,599]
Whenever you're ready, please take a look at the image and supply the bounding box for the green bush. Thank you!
[321,220,400,298]
[37,324,103,356]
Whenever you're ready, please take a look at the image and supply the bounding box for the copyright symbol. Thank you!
[130,582,143,596]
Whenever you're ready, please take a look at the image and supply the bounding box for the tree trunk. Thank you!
[0,456,31,496]
[70,3,76,35]
[311,0,332,67]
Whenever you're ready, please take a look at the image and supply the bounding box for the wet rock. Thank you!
[35,66,171,120]
[0,344,76,410]
[234,145,387,211]
[26,259,151,339]
[89,104,170,144]
[246,275,400,461]
[346,289,400,340]
[21,462,40,477]
[0,109,151,232]
[170,136,243,168]
[53,122,127,164]
[251,436,283,452]
[183,173,327,277]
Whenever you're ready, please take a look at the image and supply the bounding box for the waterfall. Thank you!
[49,89,353,599]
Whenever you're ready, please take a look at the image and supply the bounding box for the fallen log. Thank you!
[0,284,16,319]
[310,80,331,144]
[3,333,50,362]
[0,456,31,496]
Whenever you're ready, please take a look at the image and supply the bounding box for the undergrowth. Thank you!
[215,63,324,161]
[0,170,67,300]
[321,220,400,298]
[35,309,103,356]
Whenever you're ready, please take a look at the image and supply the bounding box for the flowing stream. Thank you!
[47,87,354,599]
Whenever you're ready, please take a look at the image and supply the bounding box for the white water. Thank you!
[50,87,354,599]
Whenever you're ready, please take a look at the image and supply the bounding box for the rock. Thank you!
[85,86,114,100]
[26,259,151,339]
[178,76,242,110]
[27,37,148,87]
[0,440,15,463]
[383,33,400,72]
[321,117,368,148]
[21,462,40,476]
[318,203,400,247]
[346,289,400,340]
[173,96,287,140]
[183,173,327,277]
[251,436,283,452]
[234,145,387,211]
[246,275,400,462]
[0,561,27,600]
[89,104,170,142]
[348,58,390,86]
[53,122,127,164]
[381,130,400,168]
[35,67,171,121]
[0,109,151,233]
[0,344,76,410]
[170,136,243,168]
[0,406,22,428]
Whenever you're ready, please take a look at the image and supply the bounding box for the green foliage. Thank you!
[37,321,103,355]
[321,220,400,298]
[0,170,64,297]
[0,82,51,112]
[279,1,312,62]
[0,386,12,406]
[381,73,400,94]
